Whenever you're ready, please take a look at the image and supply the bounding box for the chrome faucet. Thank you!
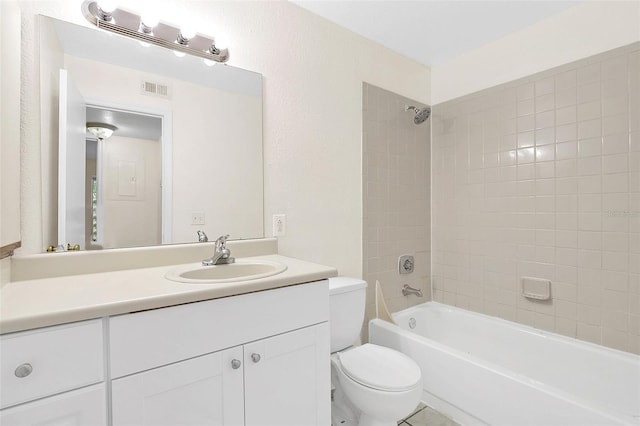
[197,230,208,242]
[202,234,235,266]
[402,284,423,297]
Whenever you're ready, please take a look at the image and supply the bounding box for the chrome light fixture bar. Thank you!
[81,1,229,63]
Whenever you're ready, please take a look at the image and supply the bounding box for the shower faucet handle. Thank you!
[399,255,414,274]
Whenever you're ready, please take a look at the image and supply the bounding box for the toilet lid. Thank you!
[338,344,421,392]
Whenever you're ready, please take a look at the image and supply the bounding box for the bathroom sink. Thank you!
[165,259,287,284]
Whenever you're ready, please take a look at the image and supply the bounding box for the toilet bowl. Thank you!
[329,277,422,426]
[331,344,422,426]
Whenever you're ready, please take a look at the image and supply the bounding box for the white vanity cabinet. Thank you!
[0,320,106,425]
[109,280,330,426]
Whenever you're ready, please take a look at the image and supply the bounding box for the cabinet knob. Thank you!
[15,363,33,378]
[251,353,261,363]
[231,359,241,369]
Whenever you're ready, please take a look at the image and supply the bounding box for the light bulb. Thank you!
[176,25,196,45]
[140,15,159,33]
[214,34,229,51]
[173,50,186,58]
[96,0,118,21]
[203,58,216,67]
[179,26,196,40]
[97,0,117,13]
[141,15,159,28]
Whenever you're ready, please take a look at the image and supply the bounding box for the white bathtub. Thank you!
[369,302,640,425]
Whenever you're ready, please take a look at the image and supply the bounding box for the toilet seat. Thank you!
[338,344,421,392]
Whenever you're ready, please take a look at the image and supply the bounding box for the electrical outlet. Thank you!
[191,212,205,225]
[273,214,286,237]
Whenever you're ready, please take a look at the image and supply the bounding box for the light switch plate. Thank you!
[191,212,205,225]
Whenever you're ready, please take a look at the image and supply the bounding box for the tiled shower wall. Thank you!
[432,43,640,354]
[363,83,431,337]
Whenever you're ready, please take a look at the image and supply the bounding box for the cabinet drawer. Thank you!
[0,319,104,409]
[0,383,106,426]
[110,280,329,378]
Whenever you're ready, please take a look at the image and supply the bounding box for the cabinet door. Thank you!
[112,346,244,426]
[0,384,106,426]
[244,323,330,426]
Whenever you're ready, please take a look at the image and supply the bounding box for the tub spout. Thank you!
[402,284,423,297]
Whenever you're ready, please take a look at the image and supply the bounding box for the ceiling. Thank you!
[87,107,162,141]
[291,0,583,67]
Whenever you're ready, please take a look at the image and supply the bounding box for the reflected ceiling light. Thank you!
[81,1,230,63]
[87,122,117,140]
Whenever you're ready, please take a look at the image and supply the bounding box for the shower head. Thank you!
[405,105,431,124]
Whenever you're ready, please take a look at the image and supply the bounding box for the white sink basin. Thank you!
[165,259,287,284]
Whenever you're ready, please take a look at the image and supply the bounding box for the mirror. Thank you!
[39,16,264,251]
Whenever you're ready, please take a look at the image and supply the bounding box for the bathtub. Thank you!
[369,302,640,426]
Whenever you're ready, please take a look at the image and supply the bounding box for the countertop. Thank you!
[0,253,337,334]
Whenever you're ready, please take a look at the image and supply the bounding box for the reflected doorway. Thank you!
[83,105,170,249]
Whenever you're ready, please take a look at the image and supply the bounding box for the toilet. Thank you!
[329,277,422,426]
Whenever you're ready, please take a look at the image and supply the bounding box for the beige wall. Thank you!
[362,83,431,338]
[432,1,640,104]
[432,44,640,354]
[17,1,431,280]
[1,1,21,286]
[1,1,21,248]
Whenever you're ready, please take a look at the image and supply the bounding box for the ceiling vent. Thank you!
[141,80,170,99]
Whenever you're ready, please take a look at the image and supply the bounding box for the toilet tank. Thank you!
[329,277,368,353]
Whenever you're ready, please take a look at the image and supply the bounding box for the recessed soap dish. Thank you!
[521,276,551,300]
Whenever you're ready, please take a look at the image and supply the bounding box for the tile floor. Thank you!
[398,403,460,426]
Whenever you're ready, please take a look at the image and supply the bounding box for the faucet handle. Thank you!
[215,234,230,248]
[197,230,208,242]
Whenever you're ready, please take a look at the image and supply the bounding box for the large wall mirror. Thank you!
[39,16,263,252]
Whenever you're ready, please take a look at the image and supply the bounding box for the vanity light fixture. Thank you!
[81,1,230,63]
[87,122,117,140]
